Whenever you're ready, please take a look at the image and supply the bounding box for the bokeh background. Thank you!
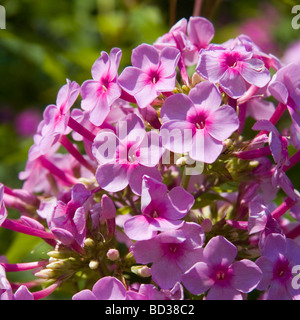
[0,0,299,298]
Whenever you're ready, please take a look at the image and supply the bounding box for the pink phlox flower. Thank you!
[196,42,271,98]
[72,276,146,300]
[248,195,283,252]
[160,81,239,163]
[39,79,80,152]
[0,184,7,226]
[154,17,214,66]
[182,236,262,300]
[131,222,205,289]
[93,113,162,195]
[256,233,300,300]
[118,43,180,109]
[47,183,91,247]
[81,48,122,126]
[223,34,282,71]
[0,263,33,300]
[252,120,297,200]
[268,63,300,128]
[124,175,194,240]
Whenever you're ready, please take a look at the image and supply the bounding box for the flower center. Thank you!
[196,119,206,129]
[216,270,226,281]
[225,52,240,68]
[168,244,178,253]
[149,70,160,85]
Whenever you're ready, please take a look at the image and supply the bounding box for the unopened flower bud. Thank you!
[131,265,151,278]
[47,260,70,270]
[89,260,99,270]
[84,238,95,248]
[176,156,187,167]
[34,269,56,279]
[106,249,120,261]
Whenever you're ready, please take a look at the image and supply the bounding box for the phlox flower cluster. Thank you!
[1,16,300,301]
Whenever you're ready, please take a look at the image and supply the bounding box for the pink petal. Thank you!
[157,46,180,78]
[239,60,270,88]
[161,93,195,122]
[219,68,247,98]
[151,259,183,289]
[124,215,156,241]
[117,113,145,145]
[131,43,159,69]
[182,262,214,295]
[96,163,129,192]
[128,164,162,195]
[190,129,223,164]
[72,290,97,300]
[204,236,237,267]
[268,80,289,105]
[160,120,194,154]
[92,277,126,300]
[205,104,239,141]
[132,238,163,264]
[141,175,168,213]
[188,17,215,49]
[206,284,242,300]
[93,130,118,164]
[197,51,227,82]
[139,131,163,167]
[189,81,222,111]
[167,186,195,214]
[230,260,262,293]
[91,51,110,81]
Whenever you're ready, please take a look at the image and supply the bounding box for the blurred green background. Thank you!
[0,0,299,298]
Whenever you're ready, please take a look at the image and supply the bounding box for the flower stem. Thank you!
[68,117,96,142]
[286,224,300,239]
[59,135,95,174]
[193,0,203,16]
[271,197,297,220]
[39,156,78,186]
[226,219,248,230]
[1,219,56,240]
[283,150,300,172]
[256,103,286,137]
[32,281,61,300]
[1,260,48,272]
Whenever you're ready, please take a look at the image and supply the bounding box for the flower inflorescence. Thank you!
[0,16,300,300]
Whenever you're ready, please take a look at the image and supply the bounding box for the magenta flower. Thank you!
[160,81,239,163]
[72,276,144,300]
[47,184,91,248]
[185,16,215,66]
[81,48,122,126]
[268,63,300,127]
[124,175,194,240]
[182,236,262,300]
[131,222,205,289]
[118,43,180,109]
[256,233,300,300]
[93,113,162,195]
[39,79,80,152]
[0,263,34,300]
[196,45,271,98]
[252,120,297,200]
[154,17,214,67]
[0,184,7,226]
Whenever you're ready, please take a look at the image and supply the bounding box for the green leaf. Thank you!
[5,232,44,263]
[193,193,230,209]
